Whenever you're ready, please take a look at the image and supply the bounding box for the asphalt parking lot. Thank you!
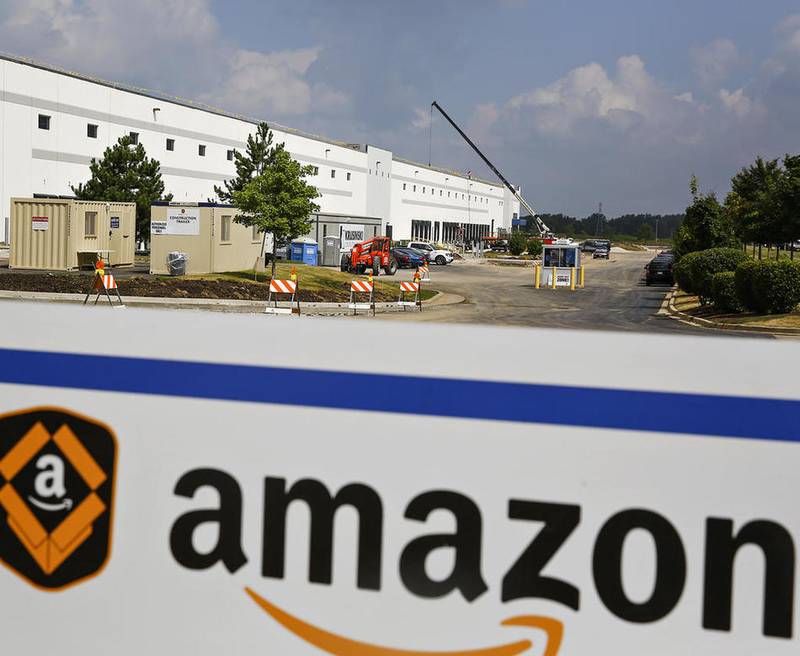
[382,251,739,335]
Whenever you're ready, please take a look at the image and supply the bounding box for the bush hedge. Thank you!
[709,271,743,313]
[509,233,527,256]
[734,259,759,312]
[674,251,702,294]
[526,238,543,257]
[735,259,800,314]
[690,248,749,303]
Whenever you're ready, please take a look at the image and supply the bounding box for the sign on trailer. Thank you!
[31,216,48,231]
[0,303,797,655]
[151,207,201,235]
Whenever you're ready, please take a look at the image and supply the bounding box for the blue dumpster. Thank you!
[291,238,318,266]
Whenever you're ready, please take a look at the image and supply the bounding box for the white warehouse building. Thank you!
[0,53,520,245]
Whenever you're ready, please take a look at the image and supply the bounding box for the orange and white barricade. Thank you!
[349,277,375,316]
[418,264,431,282]
[265,279,300,315]
[83,273,125,308]
[398,281,421,311]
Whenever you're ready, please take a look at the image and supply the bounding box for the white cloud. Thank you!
[777,15,800,53]
[674,92,694,103]
[719,87,761,119]
[411,107,432,129]
[0,0,348,119]
[506,55,676,137]
[691,39,741,88]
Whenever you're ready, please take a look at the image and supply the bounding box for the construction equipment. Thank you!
[340,236,398,276]
[431,101,553,238]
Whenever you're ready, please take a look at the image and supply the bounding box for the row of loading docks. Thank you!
[9,198,135,270]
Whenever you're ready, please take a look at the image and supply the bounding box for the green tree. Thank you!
[776,154,800,247]
[72,135,172,239]
[637,223,654,242]
[214,122,277,203]
[726,157,784,247]
[231,148,320,278]
[673,176,738,260]
[509,233,527,256]
[526,238,543,257]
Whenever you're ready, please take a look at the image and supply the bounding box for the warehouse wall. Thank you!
[0,54,518,245]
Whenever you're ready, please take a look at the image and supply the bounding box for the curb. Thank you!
[0,288,456,313]
[666,290,800,336]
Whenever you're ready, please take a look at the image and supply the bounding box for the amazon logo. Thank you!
[169,469,796,652]
[0,407,117,591]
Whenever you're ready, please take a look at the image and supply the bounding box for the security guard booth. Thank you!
[540,241,582,289]
[9,198,135,270]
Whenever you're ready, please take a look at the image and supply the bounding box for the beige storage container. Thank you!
[149,203,263,275]
[9,198,135,270]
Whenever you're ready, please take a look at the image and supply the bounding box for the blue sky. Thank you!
[2,0,799,216]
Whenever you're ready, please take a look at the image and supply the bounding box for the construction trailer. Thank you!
[149,203,264,276]
[9,198,135,270]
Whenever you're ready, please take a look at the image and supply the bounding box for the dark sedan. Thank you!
[645,254,675,285]
[392,247,427,269]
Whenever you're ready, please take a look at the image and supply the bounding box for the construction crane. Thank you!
[431,101,552,238]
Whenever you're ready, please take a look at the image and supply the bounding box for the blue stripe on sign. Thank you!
[0,347,796,443]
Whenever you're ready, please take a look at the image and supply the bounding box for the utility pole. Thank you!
[596,203,603,236]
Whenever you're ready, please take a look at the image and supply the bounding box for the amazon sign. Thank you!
[0,303,798,655]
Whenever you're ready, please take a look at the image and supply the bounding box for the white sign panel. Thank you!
[151,207,200,235]
[31,216,48,231]
[341,224,365,251]
[0,303,798,655]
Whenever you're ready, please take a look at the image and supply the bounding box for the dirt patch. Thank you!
[0,271,403,303]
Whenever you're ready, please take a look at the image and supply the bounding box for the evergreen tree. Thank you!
[214,122,277,203]
[674,176,738,260]
[71,135,172,239]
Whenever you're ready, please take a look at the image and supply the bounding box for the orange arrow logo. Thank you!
[245,587,563,656]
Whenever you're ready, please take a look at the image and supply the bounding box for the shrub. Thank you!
[509,233,527,256]
[526,238,543,257]
[674,251,702,294]
[690,247,749,303]
[710,271,743,313]
[736,259,800,314]
[734,259,759,311]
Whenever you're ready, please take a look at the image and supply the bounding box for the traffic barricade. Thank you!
[83,273,125,308]
[349,276,375,316]
[418,264,431,282]
[398,281,421,311]
[265,279,300,315]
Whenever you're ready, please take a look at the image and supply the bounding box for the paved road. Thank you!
[380,252,766,337]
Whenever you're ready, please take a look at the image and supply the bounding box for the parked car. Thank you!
[645,254,675,285]
[407,241,454,265]
[593,246,610,259]
[582,239,611,253]
[391,247,427,269]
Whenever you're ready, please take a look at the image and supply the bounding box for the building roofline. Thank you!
[0,51,516,194]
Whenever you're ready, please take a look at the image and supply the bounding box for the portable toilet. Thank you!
[291,237,318,266]
[321,235,342,267]
[540,240,582,288]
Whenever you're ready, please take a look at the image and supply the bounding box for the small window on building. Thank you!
[347,172,351,181]
[221,215,231,242]
[403,183,406,190]
[166,138,175,151]
[311,166,319,175]
[252,225,260,242]
[84,211,97,237]
[440,190,443,196]
[331,169,336,179]
[448,191,451,197]
[87,124,98,138]
[227,150,234,161]
[413,185,417,192]
[129,132,139,145]
[199,144,206,157]
[38,114,51,130]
